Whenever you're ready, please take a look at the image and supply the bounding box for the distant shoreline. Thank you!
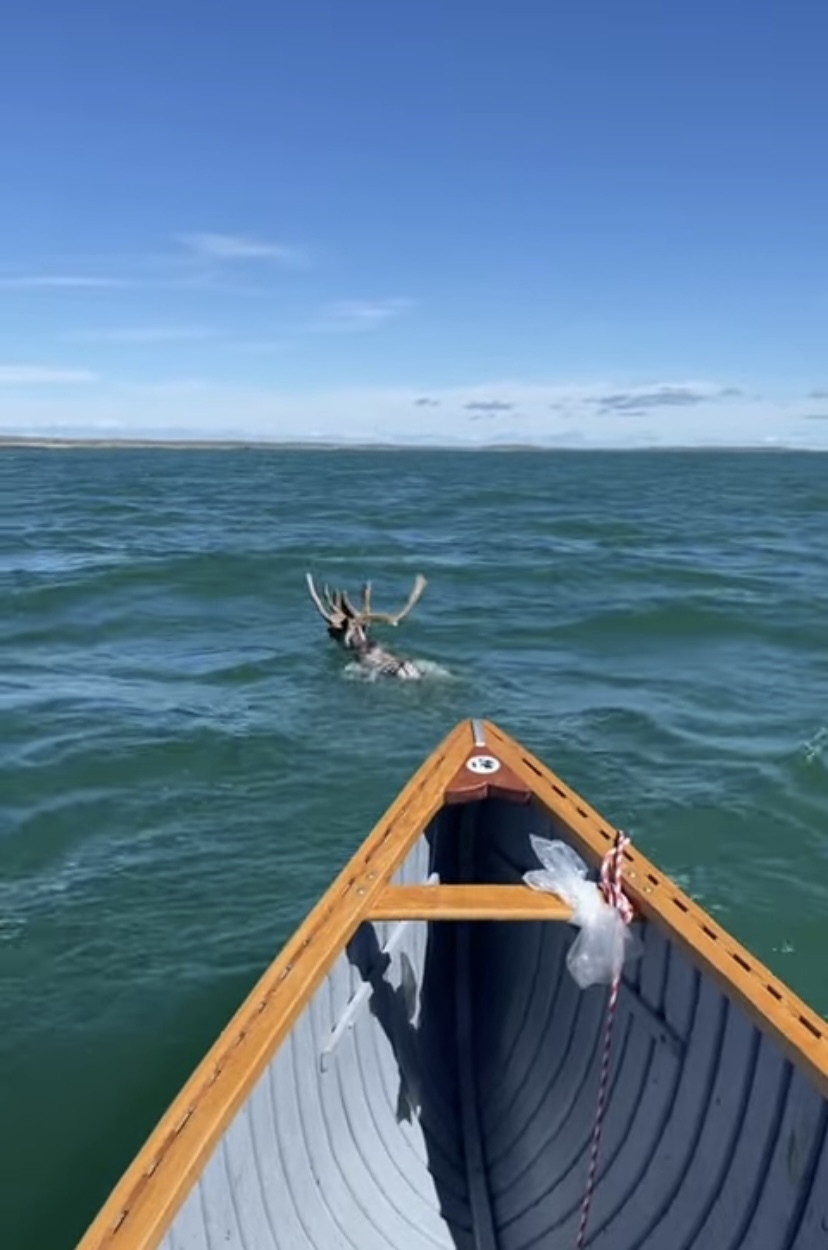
[0,436,820,453]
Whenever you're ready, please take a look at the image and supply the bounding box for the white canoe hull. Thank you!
[77,720,828,1250]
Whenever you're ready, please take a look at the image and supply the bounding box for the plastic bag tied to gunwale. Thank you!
[523,835,640,989]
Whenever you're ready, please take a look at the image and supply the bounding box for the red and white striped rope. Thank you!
[575,830,632,1249]
[599,830,634,923]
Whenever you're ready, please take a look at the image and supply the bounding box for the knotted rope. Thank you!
[575,830,633,1249]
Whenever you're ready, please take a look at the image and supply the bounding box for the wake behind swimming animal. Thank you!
[305,572,427,680]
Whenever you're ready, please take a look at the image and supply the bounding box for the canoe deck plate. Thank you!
[444,748,532,805]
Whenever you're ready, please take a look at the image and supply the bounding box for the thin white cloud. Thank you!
[127,377,212,395]
[178,232,308,265]
[0,365,98,385]
[0,275,127,289]
[316,298,413,332]
[65,325,218,345]
[230,338,293,355]
[0,268,272,297]
[0,236,309,299]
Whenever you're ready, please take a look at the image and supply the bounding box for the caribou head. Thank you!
[305,572,427,679]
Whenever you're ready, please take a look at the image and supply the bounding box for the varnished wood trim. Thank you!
[74,720,476,1250]
[482,719,828,1097]
[444,749,532,805]
[367,883,572,922]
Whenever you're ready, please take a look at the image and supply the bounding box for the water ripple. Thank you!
[1,447,827,1249]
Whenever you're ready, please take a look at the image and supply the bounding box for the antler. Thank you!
[339,588,361,618]
[307,572,427,629]
[360,574,427,626]
[306,572,348,626]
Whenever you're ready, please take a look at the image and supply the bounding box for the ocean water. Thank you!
[1,446,827,1249]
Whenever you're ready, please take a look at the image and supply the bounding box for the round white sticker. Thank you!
[465,754,501,775]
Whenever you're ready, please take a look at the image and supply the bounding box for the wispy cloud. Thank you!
[0,247,302,296]
[66,325,218,345]
[230,338,293,355]
[590,384,746,416]
[0,230,307,300]
[317,298,412,333]
[1,377,825,449]
[126,377,211,395]
[178,232,308,265]
[464,399,515,413]
[415,396,440,407]
[0,365,98,385]
[596,384,713,415]
[0,274,127,290]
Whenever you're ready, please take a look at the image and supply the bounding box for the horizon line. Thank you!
[0,434,824,454]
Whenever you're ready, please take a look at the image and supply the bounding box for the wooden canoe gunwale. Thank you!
[73,716,828,1250]
[74,721,475,1250]
[478,718,828,1100]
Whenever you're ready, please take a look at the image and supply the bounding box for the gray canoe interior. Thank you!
[161,798,828,1249]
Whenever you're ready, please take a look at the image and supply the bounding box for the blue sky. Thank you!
[1,0,827,446]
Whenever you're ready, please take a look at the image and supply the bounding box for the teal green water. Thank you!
[1,446,827,1249]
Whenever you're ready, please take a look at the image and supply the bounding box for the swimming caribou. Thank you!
[305,572,427,679]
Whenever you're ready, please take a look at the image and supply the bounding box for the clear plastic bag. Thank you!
[523,835,639,989]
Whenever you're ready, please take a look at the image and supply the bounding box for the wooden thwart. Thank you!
[367,883,572,922]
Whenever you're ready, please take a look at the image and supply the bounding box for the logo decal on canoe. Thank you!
[465,754,501,775]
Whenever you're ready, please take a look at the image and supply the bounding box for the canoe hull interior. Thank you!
[160,795,828,1250]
